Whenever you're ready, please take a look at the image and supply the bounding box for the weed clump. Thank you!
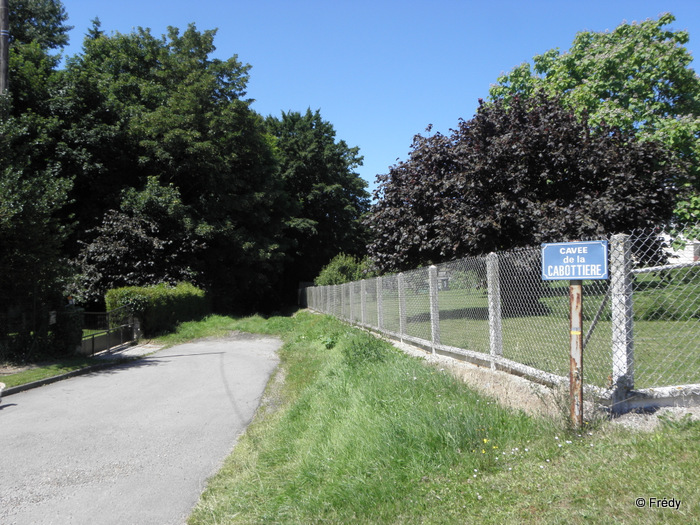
[340,332,388,368]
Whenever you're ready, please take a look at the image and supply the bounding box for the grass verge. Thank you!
[0,356,106,388]
[183,311,700,524]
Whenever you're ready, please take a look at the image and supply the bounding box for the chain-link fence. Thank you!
[302,224,699,412]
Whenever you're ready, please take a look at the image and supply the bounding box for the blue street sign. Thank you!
[541,240,609,281]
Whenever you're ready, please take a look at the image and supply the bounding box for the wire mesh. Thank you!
[349,281,360,324]
[496,247,569,380]
[364,278,378,328]
[435,257,490,354]
[380,274,401,335]
[626,226,700,388]
[403,267,431,343]
[303,223,699,396]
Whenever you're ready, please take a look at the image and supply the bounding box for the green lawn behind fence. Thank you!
[335,266,699,389]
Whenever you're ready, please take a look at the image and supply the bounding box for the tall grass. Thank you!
[186,311,700,524]
[188,312,555,523]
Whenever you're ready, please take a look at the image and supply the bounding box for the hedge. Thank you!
[105,282,210,337]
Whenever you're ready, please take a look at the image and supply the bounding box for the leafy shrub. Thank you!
[72,177,204,307]
[105,282,210,336]
[320,334,339,349]
[314,254,375,286]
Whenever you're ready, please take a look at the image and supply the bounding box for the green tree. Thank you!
[266,109,370,296]
[72,177,205,306]
[0,116,71,307]
[366,93,681,272]
[9,0,71,50]
[0,1,74,356]
[57,22,286,311]
[6,0,71,114]
[489,13,699,209]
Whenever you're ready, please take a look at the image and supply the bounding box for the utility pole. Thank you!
[0,0,8,95]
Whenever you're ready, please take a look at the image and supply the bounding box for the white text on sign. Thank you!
[546,264,604,278]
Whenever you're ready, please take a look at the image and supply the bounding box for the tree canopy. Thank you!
[489,13,699,199]
[2,3,371,321]
[366,93,680,272]
[313,253,374,286]
[55,21,289,310]
[1,1,74,352]
[9,0,71,50]
[266,109,370,293]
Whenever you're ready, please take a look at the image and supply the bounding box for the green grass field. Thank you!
[323,266,699,389]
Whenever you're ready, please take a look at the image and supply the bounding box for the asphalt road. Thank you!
[0,334,282,525]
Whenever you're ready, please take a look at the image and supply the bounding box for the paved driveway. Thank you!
[0,334,281,525]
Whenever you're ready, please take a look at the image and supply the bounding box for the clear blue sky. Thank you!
[58,0,700,196]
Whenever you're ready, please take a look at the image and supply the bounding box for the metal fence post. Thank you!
[429,265,440,353]
[611,233,634,413]
[398,272,406,342]
[376,276,384,332]
[486,252,503,369]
